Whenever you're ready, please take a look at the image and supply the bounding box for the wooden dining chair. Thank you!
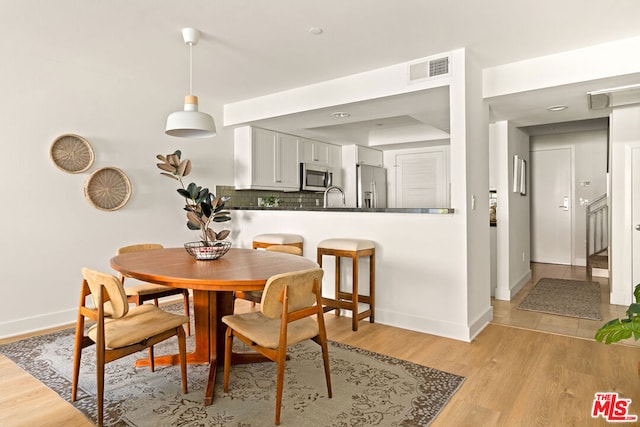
[71,268,188,427]
[118,244,191,336]
[222,268,332,426]
[235,244,304,307]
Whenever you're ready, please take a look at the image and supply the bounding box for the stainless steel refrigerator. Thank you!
[357,164,387,208]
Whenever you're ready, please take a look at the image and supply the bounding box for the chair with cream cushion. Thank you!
[71,268,188,427]
[236,244,304,307]
[118,244,191,336]
[222,268,332,426]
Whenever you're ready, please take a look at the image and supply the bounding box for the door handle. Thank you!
[635,224,640,231]
[558,197,569,211]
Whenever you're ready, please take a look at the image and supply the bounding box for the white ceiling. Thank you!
[4,0,640,142]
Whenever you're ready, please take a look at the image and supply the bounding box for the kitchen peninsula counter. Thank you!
[228,205,489,344]
[230,206,455,214]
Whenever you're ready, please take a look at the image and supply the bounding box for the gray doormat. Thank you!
[517,277,602,320]
[0,311,465,426]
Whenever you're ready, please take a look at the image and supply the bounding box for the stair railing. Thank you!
[586,194,608,275]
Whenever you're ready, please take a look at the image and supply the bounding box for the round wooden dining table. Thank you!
[110,247,318,405]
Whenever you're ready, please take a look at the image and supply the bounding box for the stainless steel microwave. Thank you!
[300,163,333,191]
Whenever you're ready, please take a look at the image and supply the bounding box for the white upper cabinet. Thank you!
[299,138,327,164]
[299,137,342,180]
[235,126,344,191]
[276,133,299,189]
[299,138,342,167]
[234,126,299,191]
[355,145,383,167]
[249,127,277,188]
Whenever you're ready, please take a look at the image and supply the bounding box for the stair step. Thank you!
[589,254,609,269]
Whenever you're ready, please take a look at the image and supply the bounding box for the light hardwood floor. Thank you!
[0,355,93,427]
[492,262,639,347]
[1,263,638,426]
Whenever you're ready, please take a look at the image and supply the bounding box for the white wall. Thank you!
[490,121,531,300]
[530,129,608,266]
[231,210,476,341]
[4,29,636,340]
[483,36,640,98]
[459,50,492,337]
[224,52,452,126]
[609,105,640,305]
[0,46,234,338]
[226,48,493,341]
[0,47,493,342]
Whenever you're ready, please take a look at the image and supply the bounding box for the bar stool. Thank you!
[252,233,303,251]
[242,233,304,307]
[317,238,375,331]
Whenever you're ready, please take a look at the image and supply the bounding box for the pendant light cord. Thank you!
[188,42,193,96]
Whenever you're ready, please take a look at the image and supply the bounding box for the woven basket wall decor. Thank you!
[84,167,132,211]
[49,134,95,173]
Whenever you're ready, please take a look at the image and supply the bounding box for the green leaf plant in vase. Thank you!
[156,150,232,260]
[595,284,640,345]
[264,195,280,208]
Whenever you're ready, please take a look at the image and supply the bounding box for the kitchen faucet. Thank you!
[323,185,345,208]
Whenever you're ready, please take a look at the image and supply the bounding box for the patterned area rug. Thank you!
[0,315,464,426]
[517,277,602,320]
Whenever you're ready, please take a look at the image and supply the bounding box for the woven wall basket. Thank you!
[49,134,95,173]
[84,167,131,211]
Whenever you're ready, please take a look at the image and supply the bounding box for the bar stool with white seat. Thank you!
[317,238,375,331]
[236,244,304,306]
[239,234,304,308]
[252,233,303,251]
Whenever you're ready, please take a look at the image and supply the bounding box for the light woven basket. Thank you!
[84,167,132,211]
[49,134,95,173]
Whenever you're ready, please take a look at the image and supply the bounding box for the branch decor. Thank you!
[156,150,231,244]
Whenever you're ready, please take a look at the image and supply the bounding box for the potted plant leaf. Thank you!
[595,284,640,344]
[156,150,232,260]
[264,195,280,207]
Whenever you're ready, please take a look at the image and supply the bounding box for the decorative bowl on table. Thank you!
[184,240,232,260]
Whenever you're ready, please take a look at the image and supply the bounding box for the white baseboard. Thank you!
[494,269,531,301]
[468,306,493,341]
[0,295,187,340]
[0,308,77,340]
[374,306,492,343]
[2,295,489,344]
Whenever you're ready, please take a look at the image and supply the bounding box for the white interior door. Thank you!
[632,147,640,288]
[531,148,573,264]
[395,150,447,208]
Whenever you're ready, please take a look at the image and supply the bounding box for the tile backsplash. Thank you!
[216,186,323,209]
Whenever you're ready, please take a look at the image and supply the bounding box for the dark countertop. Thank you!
[230,206,455,214]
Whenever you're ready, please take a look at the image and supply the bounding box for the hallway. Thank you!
[491,263,640,348]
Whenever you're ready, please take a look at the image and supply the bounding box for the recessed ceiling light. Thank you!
[308,27,323,35]
[332,111,350,118]
[547,105,568,112]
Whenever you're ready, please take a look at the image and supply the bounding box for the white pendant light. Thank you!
[165,28,216,138]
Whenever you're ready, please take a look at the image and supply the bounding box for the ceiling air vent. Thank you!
[429,57,449,76]
[408,56,450,84]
